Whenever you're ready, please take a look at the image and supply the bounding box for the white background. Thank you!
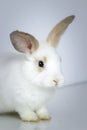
[0,0,87,86]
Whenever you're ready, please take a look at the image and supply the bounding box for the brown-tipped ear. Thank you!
[10,31,39,53]
[46,15,75,47]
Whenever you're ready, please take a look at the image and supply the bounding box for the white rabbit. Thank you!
[0,15,75,122]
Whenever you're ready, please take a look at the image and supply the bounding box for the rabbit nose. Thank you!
[53,80,58,86]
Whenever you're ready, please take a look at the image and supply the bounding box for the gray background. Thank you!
[0,1,87,129]
[0,0,87,86]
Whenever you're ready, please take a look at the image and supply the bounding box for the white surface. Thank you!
[0,0,87,85]
[0,83,87,130]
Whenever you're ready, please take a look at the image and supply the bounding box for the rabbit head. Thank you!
[10,15,75,88]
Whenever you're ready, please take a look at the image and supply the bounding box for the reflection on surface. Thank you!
[19,121,50,130]
[0,113,51,130]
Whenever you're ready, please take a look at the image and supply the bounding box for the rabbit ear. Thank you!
[10,31,39,53]
[46,15,75,47]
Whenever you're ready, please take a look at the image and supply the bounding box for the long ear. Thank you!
[46,15,75,47]
[10,31,39,53]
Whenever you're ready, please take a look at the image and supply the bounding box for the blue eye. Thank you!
[38,61,44,68]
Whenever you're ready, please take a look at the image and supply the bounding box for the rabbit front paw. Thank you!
[36,107,51,120]
[19,111,39,122]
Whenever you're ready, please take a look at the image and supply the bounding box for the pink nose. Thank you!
[53,80,58,86]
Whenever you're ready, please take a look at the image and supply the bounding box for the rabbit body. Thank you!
[0,52,54,118]
[0,44,60,121]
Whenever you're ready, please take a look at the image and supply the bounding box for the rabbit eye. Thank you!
[38,60,44,68]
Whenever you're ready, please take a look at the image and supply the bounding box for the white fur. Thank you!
[0,43,64,121]
[0,15,74,121]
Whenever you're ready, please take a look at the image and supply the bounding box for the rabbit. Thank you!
[0,15,75,122]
